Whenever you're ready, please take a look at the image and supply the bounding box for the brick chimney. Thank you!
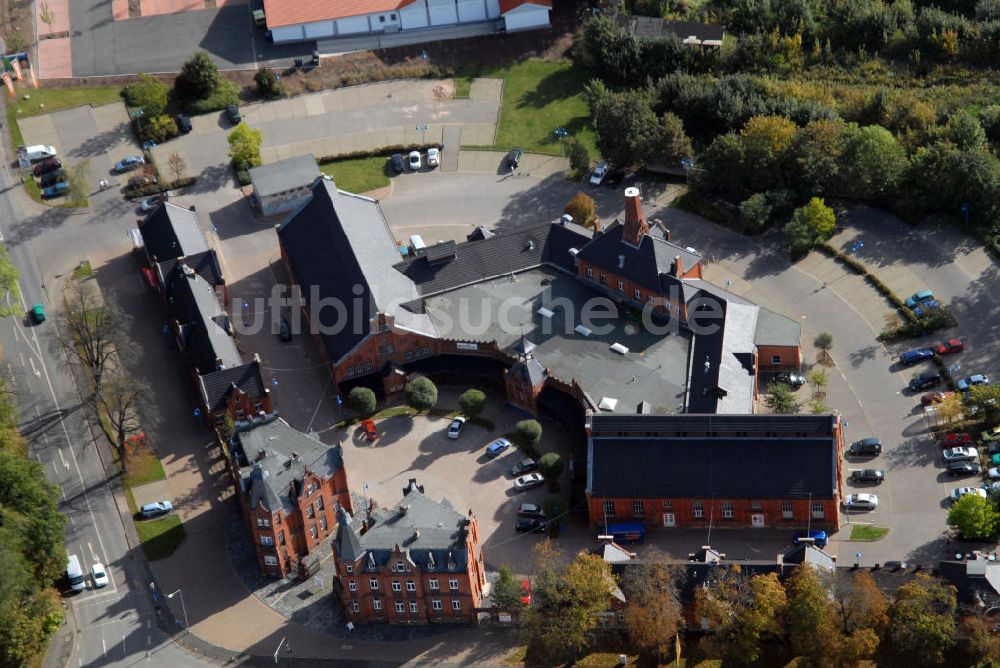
[674,254,683,277]
[592,218,602,234]
[622,187,649,246]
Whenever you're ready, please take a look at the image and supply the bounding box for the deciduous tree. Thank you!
[66,159,92,206]
[658,112,693,169]
[55,282,130,392]
[175,51,220,100]
[620,549,683,664]
[227,123,263,172]
[565,137,591,176]
[948,493,1000,539]
[537,452,563,482]
[966,385,1000,425]
[784,196,836,254]
[592,89,661,168]
[98,373,146,462]
[764,381,796,413]
[882,573,957,666]
[254,67,281,99]
[458,389,486,418]
[514,419,542,453]
[404,376,437,412]
[167,152,187,182]
[564,192,597,227]
[492,565,523,609]
[123,73,169,117]
[696,569,787,664]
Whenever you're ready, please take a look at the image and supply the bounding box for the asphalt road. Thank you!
[0,149,213,667]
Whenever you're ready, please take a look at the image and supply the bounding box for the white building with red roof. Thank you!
[263,0,551,44]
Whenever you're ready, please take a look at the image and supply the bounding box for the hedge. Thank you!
[124,176,196,199]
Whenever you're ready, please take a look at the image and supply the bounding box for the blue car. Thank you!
[957,374,990,392]
[912,300,940,317]
[41,181,69,199]
[899,348,934,366]
[485,438,512,459]
[905,290,935,308]
[794,530,828,548]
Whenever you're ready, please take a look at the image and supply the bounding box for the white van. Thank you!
[409,234,426,253]
[25,144,57,162]
[66,554,85,592]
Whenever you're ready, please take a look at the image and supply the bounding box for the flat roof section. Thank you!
[422,269,691,415]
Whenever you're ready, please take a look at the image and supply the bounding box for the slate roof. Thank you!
[198,358,267,412]
[335,481,472,572]
[233,417,344,514]
[782,543,836,571]
[164,264,240,374]
[278,179,434,364]
[587,434,839,500]
[754,307,802,347]
[139,202,208,262]
[687,296,757,414]
[395,221,590,298]
[156,250,223,289]
[612,15,725,44]
[249,155,320,198]
[589,413,838,435]
[574,220,701,295]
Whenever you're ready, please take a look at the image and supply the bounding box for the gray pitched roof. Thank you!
[198,359,267,412]
[156,250,224,289]
[782,544,836,571]
[336,484,471,572]
[278,179,435,364]
[587,434,839,500]
[234,417,344,513]
[164,264,240,373]
[248,155,320,198]
[589,413,838,435]
[687,296,757,414]
[574,221,701,295]
[139,202,208,262]
[755,307,802,347]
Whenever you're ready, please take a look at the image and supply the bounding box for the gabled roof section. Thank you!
[687,297,757,414]
[233,417,344,514]
[574,221,701,295]
[139,202,208,262]
[755,307,802,347]
[278,179,434,364]
[500,0,552,11]
[199,359,267,412]
[164,264,240,374]
[248,155,320,198]
[156,250,224,289]
[263,0,418,28]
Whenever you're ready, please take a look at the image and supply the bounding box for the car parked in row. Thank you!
[912,300,940,317]
[942,446,979,462]
[407,151,421,171]
[485,437,511,459]
[936,338,965,355]
[139,500,173,518]
[225,104,242,124]
[845,493,879,510]
[899,348,934,366]
[848,437,882,457]
[32,158,61,176]
[513,473,545,491]
[850,468,885,483]
[39,170,66,188]
[518,502,544,519]
[175,114,192,134]
[946,461,982,477]
[510,458,537,477]
[515,517,546,533]
[957,374,990,392]
[905,290,934,308]
[950,487,987,503]
[909,371,942,392]
[427,147,440,168]
[775,371,806,389]
[794,530,828,548]
[941,433,972,448]
[114,155,145,172]
[91,562,109,588]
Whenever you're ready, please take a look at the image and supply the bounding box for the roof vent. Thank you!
[526,239,535,251]
[618,254,625,269]
[257,450,267,461]
[537,307,554,319]
[568,247,579,256]
[399,504,410,516]
[414,529,420,539]
[610,342,629,355]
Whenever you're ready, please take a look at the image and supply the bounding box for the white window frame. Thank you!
[429,578,439,590]
[692,500,704,519]
[432,599,442,611]
[632,500,645,518]
[452,600,461,611]
[721,501,733,519]
[603,500,615,517]
[812,501,825,519]
[448,578,458,591]
[348,580,357,592]
[369,578,379,590]
[260,535,274,546]
[373,600,382,611]
[351,601,359,612]
[345,564,353,574]
[406,581,416,592]
[771,355,781,365]
[782,501,794,519]
[409,601,418,613]
[391,580,402,592]
[395,601,404,613]
[263,555,278,566]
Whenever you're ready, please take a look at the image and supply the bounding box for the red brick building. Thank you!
[332,479,486,625]
[228,417,351,578]
[586,414,844,531]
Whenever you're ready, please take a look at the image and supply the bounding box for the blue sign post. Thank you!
[553,127,567,156]
[335,394,344,418]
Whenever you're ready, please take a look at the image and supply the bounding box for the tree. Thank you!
[565,137,591,176]
[522,543,616,664]
[537,452,563,482]
[966,385,1000,425]
[514,419,542,453]
[592,89,661,168]
[740,115,797,191]
[122,73,169,117]
[955,615,1000,665]
[807,367,828,397]
[739,193,773,234]
[564,192,597,227]
[492,565,524,609]
[254,67,281,99]
[541,494,567,534]
[882,573,957,666]
[39,2,55,31]
[658,112,693,169]
[937,390,966,425]
[948,493,1000,539]
[167,152,187,183]
[843,125,907,200]
[347,386,376,417]
[404,376,437,412]
[696,569,787,664]
[814,331,834,362]
[784,196,836,254]
[620,549,683,664]
[55,281,129,391]
[947,111,987,151]
[764,381,796,413]
[832,570,888,637]
[458,389,486,418]
[140,114,177,143]
[227,123,263,172]
[98,374,146,461]
[175,51,220,101]
[66,159,92,206]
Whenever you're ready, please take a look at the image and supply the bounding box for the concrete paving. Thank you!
[130,479,174,507]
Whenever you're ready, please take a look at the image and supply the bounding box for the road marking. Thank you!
[29,356,39,377]
[18,351,23,367]
[58,447,68,469]
[88,542,97,562]
[102,636,106,657]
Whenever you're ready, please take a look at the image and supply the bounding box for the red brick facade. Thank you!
[757,344,803,373]
[587,496,841,531]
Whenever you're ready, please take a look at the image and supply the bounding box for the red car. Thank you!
[936,339,965,355]
[941,433,972,448]
[921,391,953,406]
[520,579,532,606]
[361,419,378,443]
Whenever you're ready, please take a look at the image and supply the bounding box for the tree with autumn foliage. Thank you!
[564,192,597,228]
[880,573,957,666]
[695,568,787,664]
[522,541,617,665]
[620,549,684,664]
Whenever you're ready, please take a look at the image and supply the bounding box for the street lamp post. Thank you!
[166,589,189,629]
[416,124,428,146]
[553,127,567,156]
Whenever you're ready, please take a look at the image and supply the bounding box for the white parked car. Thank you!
[844,493,879,510]
[427,147,440,167]
[589,161,608,186]
[408,151,421,171]
[513,472,545,491]
[942,446,979,462]
[447,416,466,440]
[989,467,1000,479]
[91,562,109,588]
[950,487,987,502]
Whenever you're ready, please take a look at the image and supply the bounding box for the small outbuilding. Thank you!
[248,155,321,217]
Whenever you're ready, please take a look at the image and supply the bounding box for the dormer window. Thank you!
[427,552,436,570]
[446,551,456,571]
[368,553,376,570]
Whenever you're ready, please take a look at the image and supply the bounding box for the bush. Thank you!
[405,376,438,412]
[538,452,564,481]
[175,51,220,102]
[255,67,281,99]
[139,115,178,143]
[565,137,591,176]
[347,387,377,417]
[514,419,543,454]
[739,193,773,234]
[122,73,169,117]
[672,189,728,224]
[458,389,486,418]
[564,192,597,227]
[187,78,240,114]
[236,169,251,186]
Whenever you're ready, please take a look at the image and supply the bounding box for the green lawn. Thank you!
[135,515,185,561]
[460,59,597,157]
[850,525,890,541]
[123,448,166,488]
[319,156,390,193]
